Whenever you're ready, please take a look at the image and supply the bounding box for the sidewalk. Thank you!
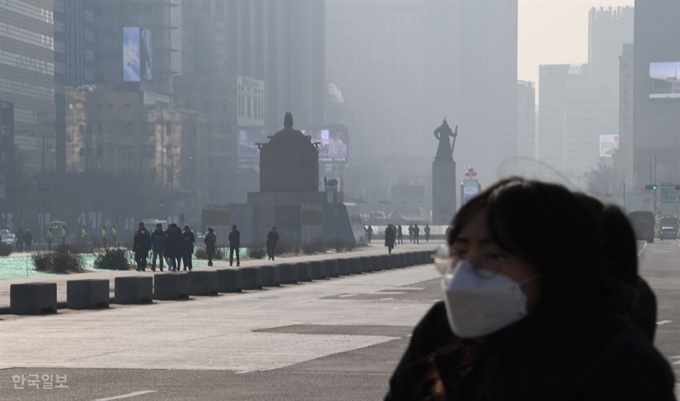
[0,242,438,311]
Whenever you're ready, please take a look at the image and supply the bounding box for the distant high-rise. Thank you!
[0,0,56,175]
[517,81,536,164]
[327,0,517,194]
[538,7,633,185]
[92,0,183,97]
[54,0,95,172]
[632,0,680,194]
[615,43,634,190]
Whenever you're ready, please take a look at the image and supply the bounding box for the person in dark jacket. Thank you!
[150,223,167,272]
[413,224,420,244]
[23,229,33,252]
[181,226,195,271]
[266,226,279,261]
[132,222,151,271]
[204,228,217,266]
[384,225,396,254]
[397,225,404,245]
[166,224,183,271]
[385,178,676,401]
[229,225,240,266]
[15,228,24,252]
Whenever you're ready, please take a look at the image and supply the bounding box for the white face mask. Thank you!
[442,260,537,339]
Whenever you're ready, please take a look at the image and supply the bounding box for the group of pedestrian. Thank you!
[201,225,242,267]
[386,177,675,399]
[133,222,195,272]
[14,228,32,252]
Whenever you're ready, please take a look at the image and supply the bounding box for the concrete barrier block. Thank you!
[189,271,218,296]
[360,257,373,273]
[154,273,190,300]
[10,283,57,315]
[389,254,399,269]
[349,258,362,275]
[278,263,298,284]
[296,262,313,282]
[240,267,263,290]
[310,261,326,280]
[404,253,415,267]
[67,279,110,309]
[216,269,241,293]
[338,258,350,276]
[260,265,281,287]
[325,259,339,278]
[370,256,383,272]
[114,276,153,304]
[379,255,391,270]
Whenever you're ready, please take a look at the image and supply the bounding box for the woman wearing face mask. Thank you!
[385,178,675,401]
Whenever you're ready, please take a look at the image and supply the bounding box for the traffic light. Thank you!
[645,185,658,190]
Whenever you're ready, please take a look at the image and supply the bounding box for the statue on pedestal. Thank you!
[434,119,458,161]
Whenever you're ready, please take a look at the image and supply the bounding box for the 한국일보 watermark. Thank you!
[12,373,68,390]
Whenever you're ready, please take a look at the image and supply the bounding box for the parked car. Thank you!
[660,226,677,240]
[0,229,16,246]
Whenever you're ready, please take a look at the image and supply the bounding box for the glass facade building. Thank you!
[0,0,56,174]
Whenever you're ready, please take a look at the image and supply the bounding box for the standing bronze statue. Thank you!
[434,119,458,161]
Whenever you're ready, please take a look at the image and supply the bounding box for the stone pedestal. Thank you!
[432,158,457,224]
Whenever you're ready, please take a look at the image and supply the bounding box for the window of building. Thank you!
[166,122,172,136]
[79,124,85,134]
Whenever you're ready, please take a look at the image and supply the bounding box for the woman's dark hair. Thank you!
[442,178,607,400]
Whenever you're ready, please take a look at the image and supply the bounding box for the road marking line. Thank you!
[657,320,672,325]
[338,294,357,298]
[637,241,647,257]
[93,390,157,401]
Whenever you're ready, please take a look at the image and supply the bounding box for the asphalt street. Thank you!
[2,240,680,400]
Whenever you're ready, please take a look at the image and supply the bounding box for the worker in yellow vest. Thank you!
[101,227,107,248]
[61,227,67,244]
[81,227,88,243]
[111,226,118,247]
[46,227,53,250]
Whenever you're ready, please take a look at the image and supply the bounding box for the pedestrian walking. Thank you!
[182,226,195,271]
[366,225,374,243]
[81,227,88,243]
[397,225,404,245]
[15,228,23,252]
[413,224,420,244]
[132,222,151,271]
[111,226,118,247]
[24,229,32,252]
[229,225,241,266]
[166,224,183,271]
[386,178,676,400]
[150,223,167,272]
[266,226,280,261]
[60,226,67,244]
[46,227,53,250]
[101,227,107,248]
[204,228,217,267]
[424,224,431,242]
[385,224,396,254]
[408,224,414,243]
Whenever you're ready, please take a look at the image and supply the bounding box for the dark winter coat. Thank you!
[384,226,396,248]
[151,230,167,252]
[385,302,676,401]
[229,230,241,248]
[133,228,151,253]
[204,232,217,254]
[266,230,279,247]
[182,230,195,255]
[165,228,183,257]
[630,276,657,342]
[24,231,33,246]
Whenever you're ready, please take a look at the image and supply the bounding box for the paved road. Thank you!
[2,240,680,400]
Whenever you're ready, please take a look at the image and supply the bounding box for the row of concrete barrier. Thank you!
[7,250,434,315]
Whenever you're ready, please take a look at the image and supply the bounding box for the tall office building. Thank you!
[517,81,536,164]
[92,0,183,97]
[615,43,634,189]
[0,0,56,175]
[327,0,516,201]
[632,0,680,193]
[538,7,633,186]
[54,0,95,172]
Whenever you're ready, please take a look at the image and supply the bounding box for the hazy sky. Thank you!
[519,0,635,84]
